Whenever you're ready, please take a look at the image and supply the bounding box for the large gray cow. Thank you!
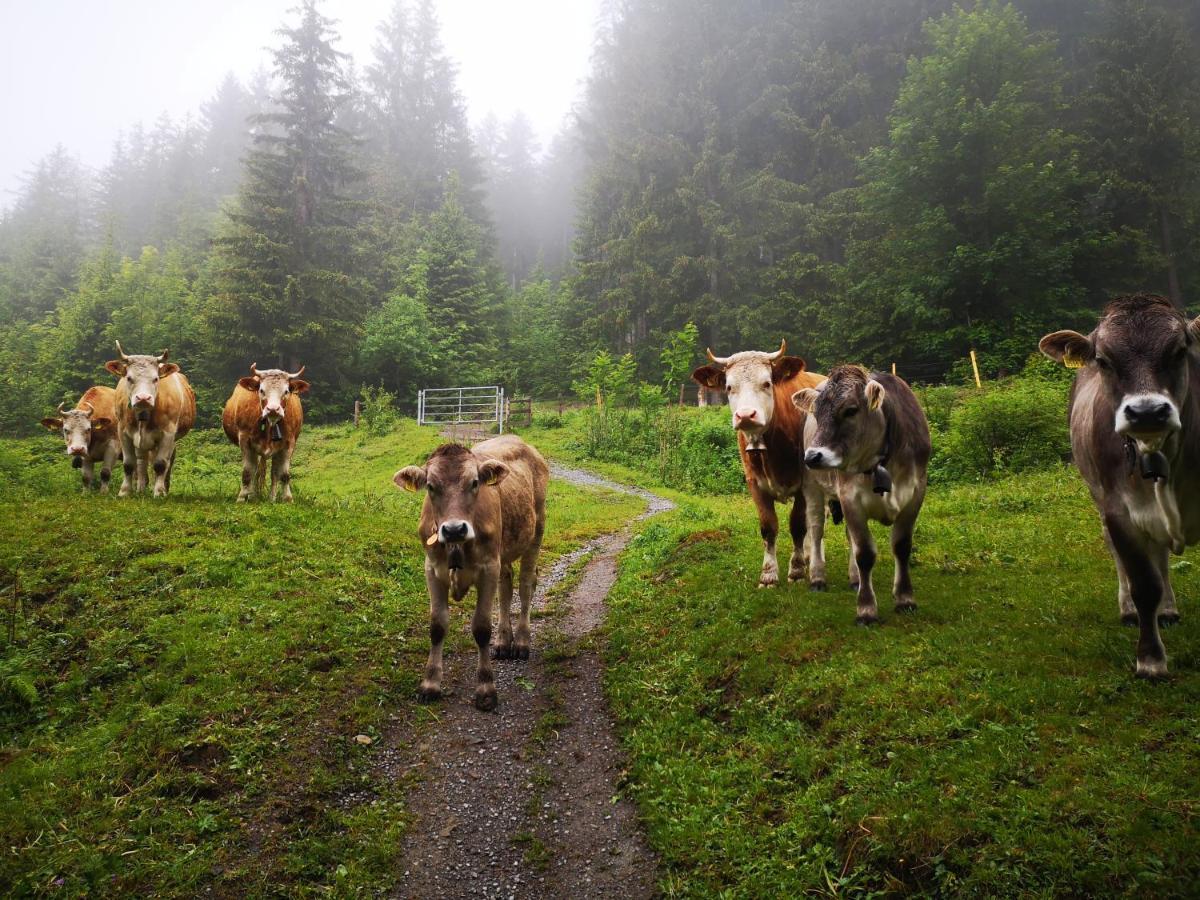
[1040,293,1200,677]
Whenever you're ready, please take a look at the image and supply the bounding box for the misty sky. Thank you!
[0,0,602,203]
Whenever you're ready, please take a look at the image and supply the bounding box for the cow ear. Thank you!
[691,365,725,391]
[91,416,113,431]
[1188,317,1200,344]
[105,360,127,377]
[393,465,427,492]
[772,356,807,383]
[791,388,819,414]
[865,379,886,411]
[239,377,260,392]
[158,362,180,377]
[478,459,509,486]
[40,417,63,432]
[1039,330,1093,368]
[289,379,310,395]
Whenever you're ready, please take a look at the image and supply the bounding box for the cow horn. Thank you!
[157,348,169,362]
[56,401,67,415]
[115,340,130,360]
[286,365,306,379]
[80,401,93,416]
[765,339,787,361]
[706,348,732,367]
[250,362,259,377]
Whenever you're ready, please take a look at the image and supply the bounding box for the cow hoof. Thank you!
[1135,659,1169,680]
[758,576,779,589]
[474,688,498,712]
[849,581,860,592]
[491,644,514,660]
[855,614,880,627]
[1120,613,1139,627]
[809,581,827,592]
[895,601,917,613]
[417,685,442,703]
[516,646,530,661]
[1159,612,1181,627]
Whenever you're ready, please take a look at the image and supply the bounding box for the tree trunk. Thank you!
[1160,205,1184,308]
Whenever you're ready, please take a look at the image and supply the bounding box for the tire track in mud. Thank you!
[381,462,673,899]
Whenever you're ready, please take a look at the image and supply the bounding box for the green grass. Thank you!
[591,467,1200,897]
[0,422,644,896]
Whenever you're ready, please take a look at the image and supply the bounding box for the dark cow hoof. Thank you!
[491,644,514,660]
[855,614,880,627]
[1159,612,1181,627]
[894,601,917,614]
[809,581,827,592]
[515,646,530,660]
[474,689,498,712]
[417,686,442,704]
[1120,613,1139,627]
[849,581,860,592]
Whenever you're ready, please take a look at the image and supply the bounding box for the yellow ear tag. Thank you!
[426,532,439,546]
[1063,352,1086,369]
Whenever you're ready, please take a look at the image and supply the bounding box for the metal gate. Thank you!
[417,385,505,433]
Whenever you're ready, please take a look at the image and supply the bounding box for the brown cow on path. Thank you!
[222,364,309,502]
[107,342,196,498]
[39,386,121,492]
[793,366,931,624]
[394,436,549,711]
[1040,293,1200,677]
[692,340,829,588]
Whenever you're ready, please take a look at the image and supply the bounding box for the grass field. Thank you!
[0,422,644,896]
[513,420,1200,897]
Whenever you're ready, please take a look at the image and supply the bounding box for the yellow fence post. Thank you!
[969,349,982,388]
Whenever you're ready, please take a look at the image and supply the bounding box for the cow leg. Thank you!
[472,564,499,711]
[99,444,118,495]
[118,433,136,497]
[1103,523,1137,624]
[418,565,451,702]
[492,564,515,659]
[844,502,878,625]
[787,497,809,584]
[891,506,920,612]
[749,482,780,587]
[1154,545,1180,625]
[274,449,294,502]
[165,447,176,492]
[237,439,256,502]
[135,453,148,492]
[802,487,827,590]
[1105,514,1168,678]
[514,548,540,660]
[151,433,176,497]
[81,457,94,491]
[255,455,268,499]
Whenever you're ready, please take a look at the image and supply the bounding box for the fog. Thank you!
[0,0,600,201]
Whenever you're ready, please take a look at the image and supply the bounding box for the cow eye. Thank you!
[471,478,479,490]
[844,406,859,418]
[1096,357,1111,371]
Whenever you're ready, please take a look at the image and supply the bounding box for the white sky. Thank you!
[0,0,602,203]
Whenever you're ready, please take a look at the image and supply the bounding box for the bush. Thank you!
[358,385,400,436]
[930,378,1070,482]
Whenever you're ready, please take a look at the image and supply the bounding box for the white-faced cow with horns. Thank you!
[39,386,121,492]
[107,342,196,498]
[222,363,310,502]
[1040,293,1200,677]
[691,340,829,588]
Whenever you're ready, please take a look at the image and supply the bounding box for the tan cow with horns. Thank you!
[107,342,196,498]
[39,386,121,492]
[222,363,310,502]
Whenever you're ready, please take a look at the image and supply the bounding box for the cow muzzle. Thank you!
[439,520,473,544]
[804,447,841,470]
[1117,393,1180,449]
[68,445,87,457]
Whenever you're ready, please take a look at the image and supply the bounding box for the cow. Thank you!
[106,342,196,498]
[393,436,549,711]
[222,363,309,502]
[691,340,829,588]
[792,366,931,625]
[1039,293,1200,678]
[39,386,121,492]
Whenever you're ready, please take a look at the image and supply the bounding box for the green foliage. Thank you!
[660,321,699,397]
[573,350,639,407]
[359,290,437,396]
[358,384,401,435]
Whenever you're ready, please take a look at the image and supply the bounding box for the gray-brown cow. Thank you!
[393,436,548,711]
[793,366,931,624]
[1040,293,1200,678]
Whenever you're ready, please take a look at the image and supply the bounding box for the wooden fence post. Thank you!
[969,349,982,388]
[353,400,361,427]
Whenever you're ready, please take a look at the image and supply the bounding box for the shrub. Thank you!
[359,385,400,435]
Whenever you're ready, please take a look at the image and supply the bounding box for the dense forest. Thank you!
[1,0,1198,430]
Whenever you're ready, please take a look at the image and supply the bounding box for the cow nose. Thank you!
[1125,399,1173,428]
[734,407,758,424]
[68,446,86,456]
[133,393,153,405]
[805,449,826,468]
[440,521,470,543]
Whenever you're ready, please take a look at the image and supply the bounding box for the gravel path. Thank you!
[384,462,674,899]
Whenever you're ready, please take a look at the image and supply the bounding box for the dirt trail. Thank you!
[383,463,673,899]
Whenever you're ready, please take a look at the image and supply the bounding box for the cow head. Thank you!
[1040,294,1199,452]
[793,365,887,471]
[40,401,112,459]
[106,341,178,410]
[691,340,808,444]
[238,363,310,424]
[393,444,508,549]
